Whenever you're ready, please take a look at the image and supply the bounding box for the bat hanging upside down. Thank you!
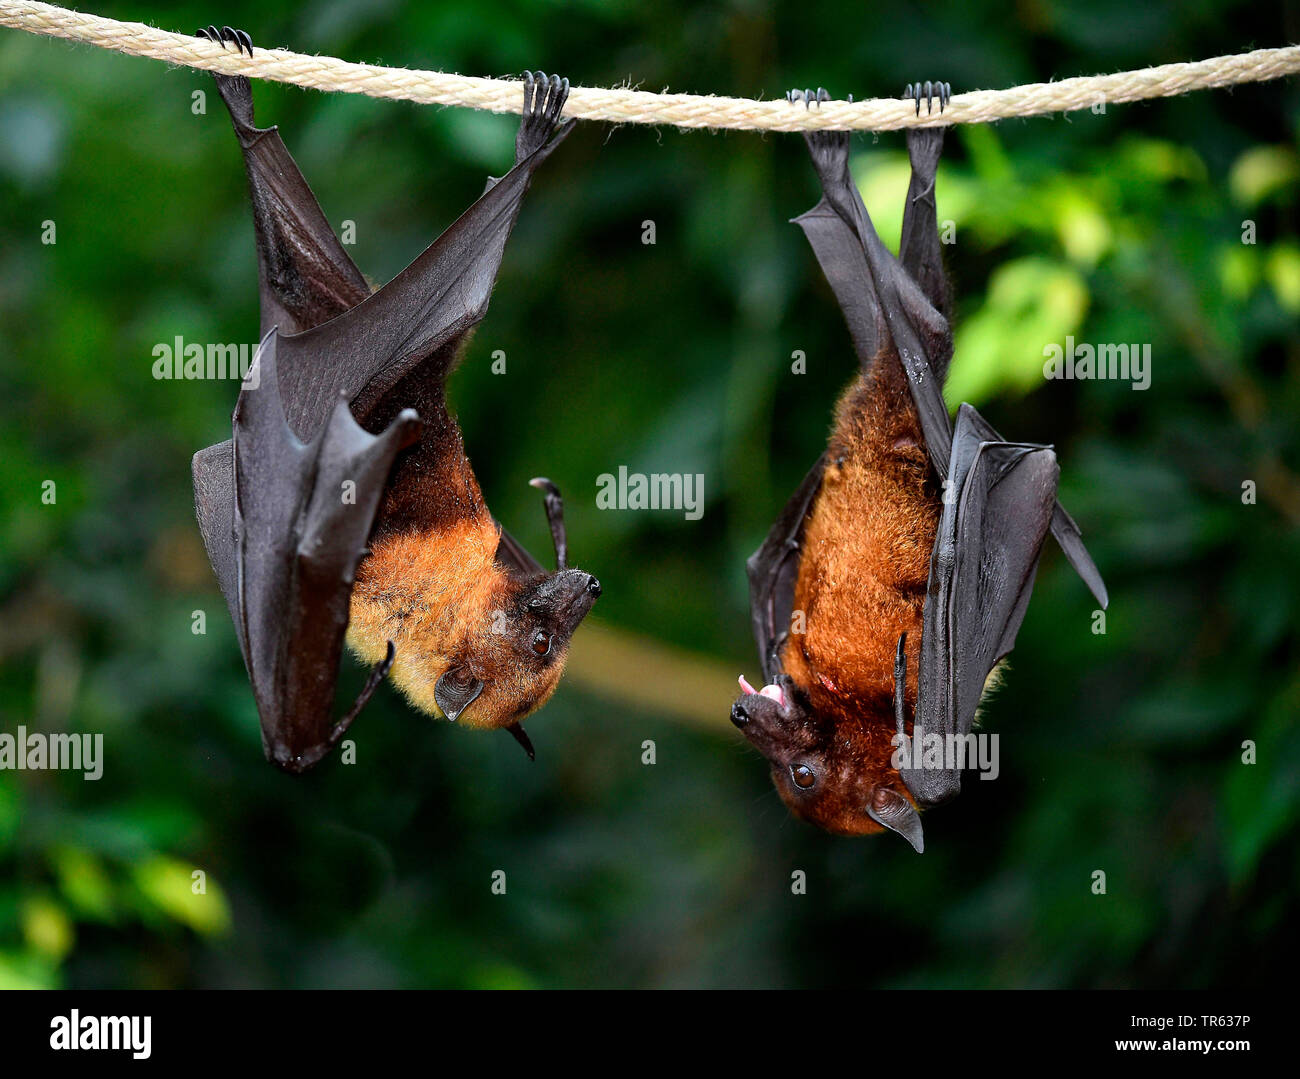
[731,84,1109,850]
[190,27,599,773]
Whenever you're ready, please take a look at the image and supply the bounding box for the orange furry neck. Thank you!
[347,517,504,720]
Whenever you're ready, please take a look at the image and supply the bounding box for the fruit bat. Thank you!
[730,84,1108,850]
[190,27,600,773]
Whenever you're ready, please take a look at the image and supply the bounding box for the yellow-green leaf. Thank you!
[132,856,231,936]
[1229,146,1300,207]
[947,258,1090,406]
[1265,244,1300,313]
[21,896,74,961]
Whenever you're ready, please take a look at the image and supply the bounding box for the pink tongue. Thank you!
[737,675,785,708]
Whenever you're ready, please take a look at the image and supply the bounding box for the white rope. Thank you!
[1,0,1297,130]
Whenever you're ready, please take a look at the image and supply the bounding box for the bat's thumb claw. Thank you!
[505,723,536,761]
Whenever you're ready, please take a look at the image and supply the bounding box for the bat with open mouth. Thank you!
[190,27,600,773]
[730,84,1108,850]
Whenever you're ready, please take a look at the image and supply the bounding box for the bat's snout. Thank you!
[544,568,601,635]
[730,692,780,733]
[566,570,601,605]
[730,675,802,756]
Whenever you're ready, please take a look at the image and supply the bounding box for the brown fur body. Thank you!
[776,346,941,833]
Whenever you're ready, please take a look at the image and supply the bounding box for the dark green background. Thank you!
[0,0,1296,988]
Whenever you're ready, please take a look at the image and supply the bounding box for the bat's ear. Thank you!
[867,788,925,853]
[434,667,485,723]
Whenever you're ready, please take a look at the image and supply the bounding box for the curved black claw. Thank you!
[196,24,254,57]
[788,87,852,107]
[196,25,255,120]
[505,722,536,762]
[904,80,951,116]
[516,70,572,163]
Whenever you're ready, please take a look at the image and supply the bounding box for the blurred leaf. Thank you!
[132,856,232,937]
[1264,243,1300,314]
[52,845,117,923]
[20,895,74,961]
[0,950,57,990]
[1217,244,1261,299]
[1048,185,1112,266]
[1229,145,1299,206]
[946,257,1089,405]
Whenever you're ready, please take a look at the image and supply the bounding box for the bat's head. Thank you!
[348,483,600,759]
[730,674,924,851]
[434,566,601,746]
[431,479,600,757]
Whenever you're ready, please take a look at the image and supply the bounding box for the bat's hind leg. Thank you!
[899,81,952,323]
[195,25,256,127]
[515,71,574,163]
[198,24,371,333]
[786,88,855,196]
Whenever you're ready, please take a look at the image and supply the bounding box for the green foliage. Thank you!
[0,0,1296,988]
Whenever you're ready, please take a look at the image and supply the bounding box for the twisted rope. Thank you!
[1,0,1297,130]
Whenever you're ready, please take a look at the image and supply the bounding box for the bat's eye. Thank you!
[531,630,552,656]
[791,764,816,789]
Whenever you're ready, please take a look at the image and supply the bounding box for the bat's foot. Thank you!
[901,82,950,199]
[197,24,253,56]
[516,71,572,163]
[196,25,256,125]
[903,81,951,116]
[786,87,835,109]
[787,88,851,189]
[785,87,856,109]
